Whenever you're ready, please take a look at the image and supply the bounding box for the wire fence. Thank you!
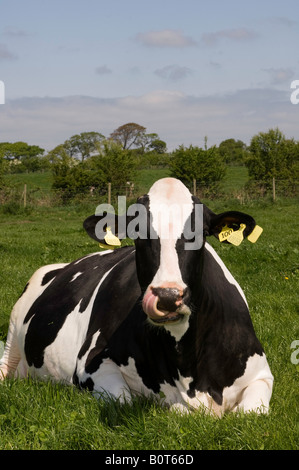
[190,177,299,203]
[0,182,139,210]
[0,178,298,212]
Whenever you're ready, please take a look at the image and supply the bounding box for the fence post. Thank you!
[23,184,27,208]
[193,179,196,196]
[108,182,111,205]
[272,177,276,202]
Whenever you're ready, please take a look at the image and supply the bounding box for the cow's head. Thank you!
[84,178,257,332]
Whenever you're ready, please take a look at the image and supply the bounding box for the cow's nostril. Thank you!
[151,287,182,312]
[182,287,189,302]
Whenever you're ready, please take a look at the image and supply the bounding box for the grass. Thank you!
[0,378,297,450]
[2,165,248,195]
[221,165,249,193]
[0,168,298,450]
[4,167,171,193]
[5,171,53,191]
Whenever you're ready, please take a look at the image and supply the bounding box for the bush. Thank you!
[246,128,299,184]
[90,141,137,192]
[218,138,247,165]
[136,152,170,169]
[170,145,226,188]
[52,161,97,202]
[51,141,137,201]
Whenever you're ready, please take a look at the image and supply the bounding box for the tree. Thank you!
[51,140,137,199]
[0,154,5,187]
[170,145,226,187]
[51,149,82,194]
[246,128,299,183]
[90,140,137,189]
[0,142,44,161]
[45,144,72,166]
[52,163,98,201]
[135,133,167,153]
[0,142,45,173]
[110,123,146,150]
[64,131,105,161]
[218,138,247,164]
[148,138,167,154]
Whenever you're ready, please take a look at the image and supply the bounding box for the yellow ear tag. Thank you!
[218,225,234,242]
[247,225,263,243]
[227,223,246,246]
[104,226,121,247]
[98,242,114,250]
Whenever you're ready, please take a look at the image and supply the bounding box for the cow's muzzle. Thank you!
[142,284,190,325]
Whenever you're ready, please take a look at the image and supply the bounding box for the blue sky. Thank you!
[1,0,299,150]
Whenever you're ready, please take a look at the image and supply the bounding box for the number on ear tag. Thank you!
[227,224,246,246]
[218,225,234,242]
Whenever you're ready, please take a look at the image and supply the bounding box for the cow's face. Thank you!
[133,178,205,327]
[83,178,257,331]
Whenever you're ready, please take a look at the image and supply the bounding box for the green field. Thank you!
[4,165,248,192]
[0,168,298,450]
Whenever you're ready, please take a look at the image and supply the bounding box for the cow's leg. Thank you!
[0,316,22,379]
[1,263,68,381]
[237,378,273,414]
[80,358,132,403]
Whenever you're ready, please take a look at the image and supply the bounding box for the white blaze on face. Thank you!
[148,178,193,289]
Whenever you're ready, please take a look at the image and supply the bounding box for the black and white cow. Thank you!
[0,178,273,416]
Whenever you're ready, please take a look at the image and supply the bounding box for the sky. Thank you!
[1,0,299,151]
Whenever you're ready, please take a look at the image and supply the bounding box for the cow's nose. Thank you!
[151,286,184,312]
[142,283,190,321]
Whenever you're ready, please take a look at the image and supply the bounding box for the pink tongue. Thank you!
[142,291,162,319]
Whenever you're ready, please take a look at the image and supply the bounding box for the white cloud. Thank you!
[0,43,17,60]
[95,65,112,75]
[263,67,294,85]
[201,28,258,46]
[135,29,197,48]
[209,61,222,69]
[269,17,297,27]
[2,28,31,37]
[1,88,297,151]
[154,65,193,81]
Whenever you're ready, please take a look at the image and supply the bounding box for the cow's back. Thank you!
[5,246,138,382]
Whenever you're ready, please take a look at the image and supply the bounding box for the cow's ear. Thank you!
[208,210,256,241]
[83,213,127,244]
[83,215,101,242]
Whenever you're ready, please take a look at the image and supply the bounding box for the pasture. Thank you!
[0,168,298,450]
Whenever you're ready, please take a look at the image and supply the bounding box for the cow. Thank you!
[0,178,273,416]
